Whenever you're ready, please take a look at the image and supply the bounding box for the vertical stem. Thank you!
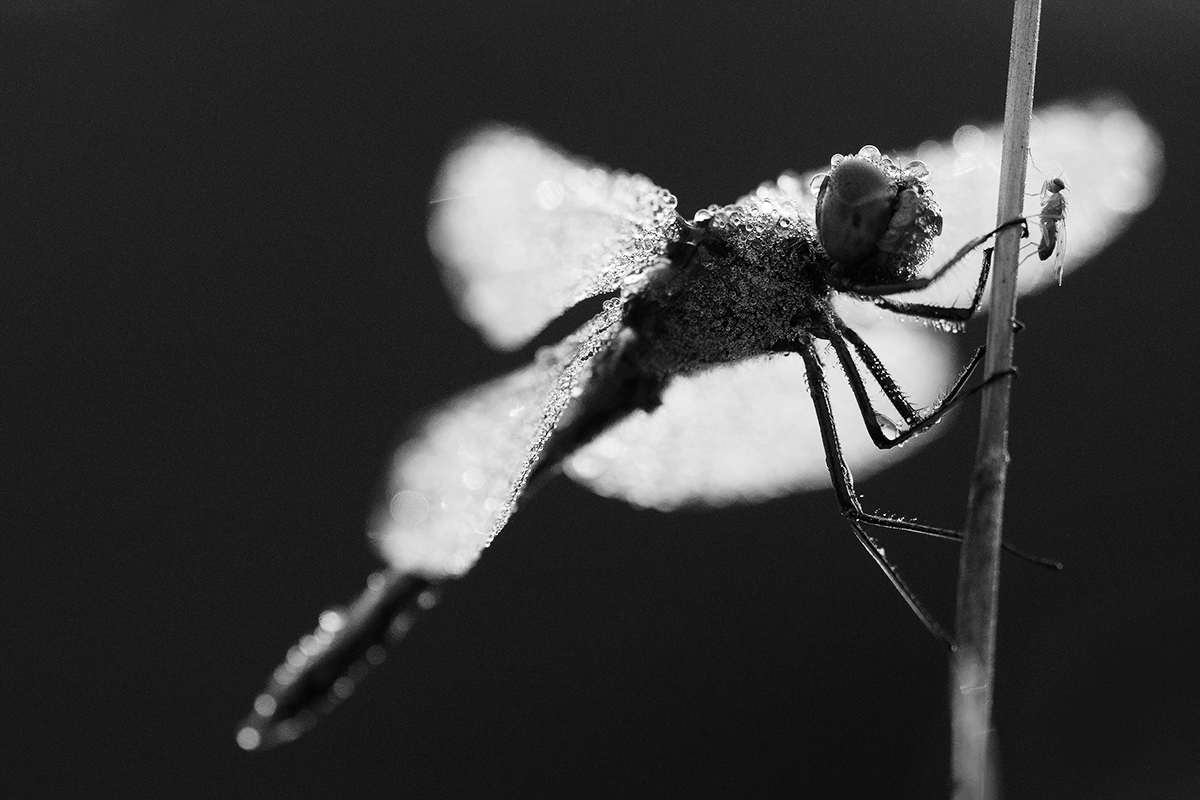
[951,1,1041,798]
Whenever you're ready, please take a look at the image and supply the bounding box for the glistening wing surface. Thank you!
[428,125,680,350]
[373,301,622,576]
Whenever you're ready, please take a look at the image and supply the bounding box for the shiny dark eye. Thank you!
[815,156,895,266]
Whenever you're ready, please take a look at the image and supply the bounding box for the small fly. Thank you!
[236,100,1160,751]
[1037,176,1069,282]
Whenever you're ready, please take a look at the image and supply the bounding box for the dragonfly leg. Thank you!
[792,338,1052,564]
[797,341,952,644]
[827,324,988,450]
[869,247,995,323]
[795,340,1055,638]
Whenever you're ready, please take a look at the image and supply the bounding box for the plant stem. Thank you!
[950,1,1041,798]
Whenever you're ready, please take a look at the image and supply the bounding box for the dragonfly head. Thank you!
[814,145,943,284]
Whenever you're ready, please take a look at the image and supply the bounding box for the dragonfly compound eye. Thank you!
[815,157,896,266]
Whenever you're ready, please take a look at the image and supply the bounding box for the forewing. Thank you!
[428,126,680,350]
[564,298,957,510]
[373,301,622,575]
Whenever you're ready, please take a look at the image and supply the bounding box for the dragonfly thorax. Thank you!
[621,211,833,378]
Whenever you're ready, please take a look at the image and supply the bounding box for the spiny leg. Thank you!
[870,247,994,323]
[836,327,1019,449]
[830,324,987,448]
[797,339,952,643]
[793,340,1055,576]
[836,324,927,428]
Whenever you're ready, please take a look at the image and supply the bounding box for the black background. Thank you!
[5,1,1198,797]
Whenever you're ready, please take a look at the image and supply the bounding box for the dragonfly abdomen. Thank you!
[236,570,442,751]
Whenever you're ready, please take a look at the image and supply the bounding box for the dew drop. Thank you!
[253,693,277,717]
[857,144,881,159]
[388,614,414,639]
[332,676,356,700]
[236,728,262,751]
[389,490,429,528]
[534,179,564,210]
[809,173,828,196]
[775,172,803,196]
[417,589,441,610]
[875,413,901,437]
[462,467,485,491]
[952,125,985,155]
[297,634,320,658]
[318,609,347,634]
[905,159,930,179]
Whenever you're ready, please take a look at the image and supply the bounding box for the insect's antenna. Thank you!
[1026,149,1065,188]
[1026,150,1046,194]
[236,569,443,751]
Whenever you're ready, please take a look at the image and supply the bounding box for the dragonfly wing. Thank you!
[563,297,958,509]
[429,126,681,350]
[763,97,1163,307]
[373,301,622,575]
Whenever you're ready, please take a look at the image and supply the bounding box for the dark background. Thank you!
[4,1,1197,797]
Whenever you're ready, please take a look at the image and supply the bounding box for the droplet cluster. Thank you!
[818,144,942,281]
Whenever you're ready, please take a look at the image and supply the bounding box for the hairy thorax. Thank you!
[622,214,834,377]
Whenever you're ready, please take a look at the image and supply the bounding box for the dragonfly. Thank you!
[236,97,1161,751]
